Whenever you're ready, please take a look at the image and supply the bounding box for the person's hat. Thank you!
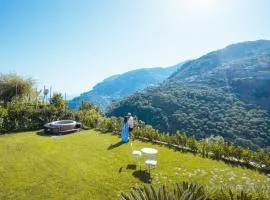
[127,113,131,116]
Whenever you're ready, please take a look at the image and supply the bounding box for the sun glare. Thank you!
[186,0,219,13]
[162,0,222,20]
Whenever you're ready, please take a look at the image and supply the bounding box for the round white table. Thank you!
[141,148,158,155]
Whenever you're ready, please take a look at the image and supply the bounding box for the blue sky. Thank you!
[0,0,270,97]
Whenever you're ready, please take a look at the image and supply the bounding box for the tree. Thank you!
[205,135,225,160]
[50,93,66,111]
[187,136,198,152]
[0,73,34,105]
[255,148,266,166]
[199,139,207,158]
[233,146,244,161]
[79,101,96,111]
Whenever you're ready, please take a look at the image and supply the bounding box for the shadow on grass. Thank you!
[126,164,137,170]
[132,170,151,183]
[118,164,137,174]
[118,166,124,173]
[36,130,74,137]
[36,130,54,137]
[107,141,124,150]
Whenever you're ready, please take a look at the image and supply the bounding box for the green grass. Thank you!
[0,130,269,200]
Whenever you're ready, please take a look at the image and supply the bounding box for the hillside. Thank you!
[0,131,268,199]
[108,40,270,150]
[168,40,270,109]
[68,62,185,111]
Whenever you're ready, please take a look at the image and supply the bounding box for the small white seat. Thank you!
[145,160,157,166]
[132,150,142,157]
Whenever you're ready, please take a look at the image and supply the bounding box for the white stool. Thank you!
[145,160,157,166]
[141,148,158,180]
[132,150,142,157]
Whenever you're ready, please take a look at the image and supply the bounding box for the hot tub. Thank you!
[44,120,81,134]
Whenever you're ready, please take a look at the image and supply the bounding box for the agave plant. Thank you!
[172,182,206,200]
[120,182,207,200]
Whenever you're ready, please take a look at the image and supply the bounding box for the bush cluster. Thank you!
[120,181,269,200]
[133,126,270,169]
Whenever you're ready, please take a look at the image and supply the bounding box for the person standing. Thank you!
[121,116,129,143]
[127,113,134,139]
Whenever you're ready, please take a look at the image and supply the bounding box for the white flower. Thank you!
[212,175,218,179]
[236,185,243,189]
[201,171,207,176]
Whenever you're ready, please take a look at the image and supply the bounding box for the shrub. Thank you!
[120,182,206,200]
[78,109,100,129]
[120,182,267,200]
[0,105,7,132]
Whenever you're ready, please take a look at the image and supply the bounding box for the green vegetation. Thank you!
[1,73,269,170]
[0,92,73,132]
[0,73,269,199]
[0,73,35,105]
[0,130,269,200]
[0,73,74,132]
[108,87,270,150]
[0,74,112,133]
[108,40,270,150]
[121,182,263,200]
[121,182,206,200]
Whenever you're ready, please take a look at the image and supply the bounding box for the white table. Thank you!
[141,148,158,171]
[141,148,158,155]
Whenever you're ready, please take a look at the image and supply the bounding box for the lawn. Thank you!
[0,130,269,200]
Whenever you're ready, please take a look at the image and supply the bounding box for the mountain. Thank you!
[168,40,270,109]
[108,40,270,150]
[68,62,185,110]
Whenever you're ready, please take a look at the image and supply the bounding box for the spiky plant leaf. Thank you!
[162,184,168,200]
[135,187,147,200]
[150,185,159,200]
[228,188,234,200]
[120,192,132,200]
[143,185,153,200]
[130,190,142,200]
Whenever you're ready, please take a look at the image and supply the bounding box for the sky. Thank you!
[0,0,270,98]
